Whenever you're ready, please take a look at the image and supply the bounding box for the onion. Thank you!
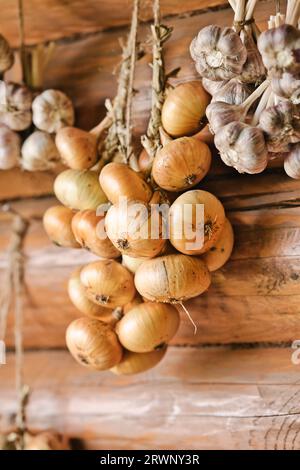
[43,205,80,248]
[66,317,123,370]
[111,347,167,375]
[201,218,234,271]
[55,127,98,170]
[116,302,180,352]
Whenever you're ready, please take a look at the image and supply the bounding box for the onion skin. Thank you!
[105,201,166,259]
[134,254,211,302]
[123,293,144,314]
[111,347,167,375]
[201,218,234,272]
[193,124,214,146]
[161,81,210,137]
[54,169,108,211]
[68,268,114,320]
[99,162,152,205]
[66,317,123,370]
[116,303,180,352]
[169,190,225,255]
[152,137,211,191]
[72,210,120,259]
[55,127,98,170]
[138,148,152,176]
[122,254,145,273]
[43,205,80,248]
[80,259,136,309]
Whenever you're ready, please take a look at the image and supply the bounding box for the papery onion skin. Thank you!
[202,218,234,272]
[80,259,136,308]
[66,317,123,370]
[55,127,98,170]
[152,137,211,192]
[169,190,226,255]
[161,81,210,137]
[135,254,211,303]
[99,162,152,205]
[43,205,80,248]
[111,347,167,375]
[116,302,180,352]
[54,169,108,211]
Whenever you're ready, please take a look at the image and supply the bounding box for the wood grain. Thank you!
[1,348,300,450]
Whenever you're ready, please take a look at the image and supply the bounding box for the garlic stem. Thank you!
[241,79,269,113]
[275,12,286,26]
[234,0,246,22]
[245,0,258,20]
[228,0,237,11]
[252,86,271,125]
[286,0,300,26]
[266,90,275,108]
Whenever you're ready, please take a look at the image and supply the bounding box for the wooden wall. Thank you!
[1,0,300,450]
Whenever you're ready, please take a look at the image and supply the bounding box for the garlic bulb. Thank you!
[214,121,268,174]
[271,72,300,104]
[21,131,60,171]
[202,78,228,95]
[206,102,243,134]
[284,143,300,179]
[258,25,300,77]
[32,89,74,133]
[212,79,252,105]
[190,25,247,81]
[0,81,32,131]
[0,124,20,170]
[259,101,300,153]
[239,29,266,84]
[0,34,14,73]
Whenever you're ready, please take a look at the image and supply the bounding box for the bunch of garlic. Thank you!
[190,0,300,177]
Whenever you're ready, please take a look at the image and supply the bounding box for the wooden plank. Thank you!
[1,348,300,450]
[1,0,227,48]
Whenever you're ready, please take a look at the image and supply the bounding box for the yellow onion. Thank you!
[80,259,136,308]
[72,209,120,259]
[68,268,114,320]
[43,205,80,248]
[193,124,214,146]
[152,137,211,191]
[116,302,180,352]
[55,127,98,170]
[99,162,152,204]
[122,254,145,273]
[202,218,234,272]
[135,254,211,302]
[111,347,167,375]
[66,317,123,370]
[169,190,225,255]
[161,81,210,137]
[105,200,166,258]
[138,148,152,176]
[54,169,107,210]
[123,293,144,314]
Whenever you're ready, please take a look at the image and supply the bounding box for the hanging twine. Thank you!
[141,0,172,165]
[103,0,140,169]
[0,206,29,450]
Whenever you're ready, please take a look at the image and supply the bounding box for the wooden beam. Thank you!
[1,347,299,450]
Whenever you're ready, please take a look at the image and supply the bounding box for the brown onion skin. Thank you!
[72,209,120,259]
[111,347,167,375]
[162,81,210,137]
[80,259,136,309]
[99,162,152,205]
[169,190,226,255]
[201,218,234,271]
[138,148,152,176]
[152,137,211,192]
[43,205,80,248]
[134,254,211,302]
[116,302,180,352]
[55,127,98,170]
[66,317,123,370]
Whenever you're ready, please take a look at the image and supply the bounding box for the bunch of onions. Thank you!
[189,0,300,177]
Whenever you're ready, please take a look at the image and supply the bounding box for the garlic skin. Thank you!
[258,25,300,77]
[214,121,268,174]
[239,30,266,84]
[0,34,14,73]
[212,79,252,105]
[259,101,300,153]
[190,25,247,81]
[21,131,60,171]
[0,124,20,170]
[271,73,300,104]
[206,101,243,134]
[0,81,32,131]
[32,89,75,133]
[284,143,300,179]
[202,78,228,96]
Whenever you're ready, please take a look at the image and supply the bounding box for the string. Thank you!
[179,301,198,336]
